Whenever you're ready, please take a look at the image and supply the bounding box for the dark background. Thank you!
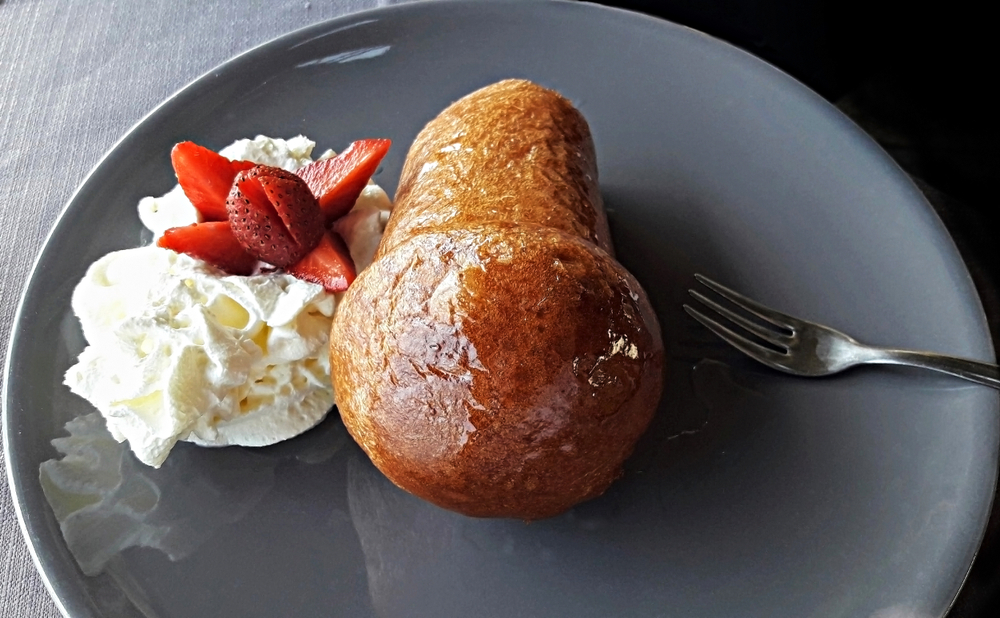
[596,1,998,615]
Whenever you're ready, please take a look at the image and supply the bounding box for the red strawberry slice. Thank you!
[171,142,256,221]
[295,139,391,223]
[157,221,258,276]
[285,231,357,293]
[227,165,323,267]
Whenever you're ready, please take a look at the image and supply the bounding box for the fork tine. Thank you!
[693,274,798,331]
[688,288,791,349]
[683,304,792,371]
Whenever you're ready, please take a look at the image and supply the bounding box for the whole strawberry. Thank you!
[227,165,323,267]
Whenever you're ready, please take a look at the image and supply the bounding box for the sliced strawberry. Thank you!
[157,221,258,276]
[295,139,391,223]
[171,141,255,221]
[227,165,323,267]
[285,231,356,293]
[257,172,324,249]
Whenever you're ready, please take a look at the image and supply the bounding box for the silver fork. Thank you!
[684,274,999,389]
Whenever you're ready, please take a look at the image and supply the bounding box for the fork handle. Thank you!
[868,349,1000,389]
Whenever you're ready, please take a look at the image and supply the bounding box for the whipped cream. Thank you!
[66,136,392,467]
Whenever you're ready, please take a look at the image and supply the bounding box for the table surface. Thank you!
[2,1,997,617]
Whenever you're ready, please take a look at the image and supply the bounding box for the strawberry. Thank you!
[226,165,323,267]
[157,221,258,276]
[285,231,357,293]
[171,142,256,221]
[295,139,391,223]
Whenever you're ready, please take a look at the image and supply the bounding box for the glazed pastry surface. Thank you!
[379,79,612,257]
[331,79,664,519]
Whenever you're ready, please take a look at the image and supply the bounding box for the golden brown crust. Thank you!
[333,224,662,518]
[331,79,664,519]
[380,79,612,257]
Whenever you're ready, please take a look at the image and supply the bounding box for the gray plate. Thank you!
[4,1,999,617]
